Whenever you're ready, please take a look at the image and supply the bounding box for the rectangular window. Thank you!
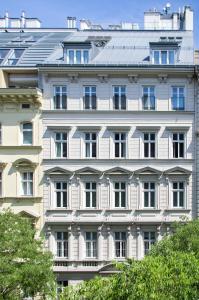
[142,87,155,110]
[55,132,67,158]
[22,122,32,145]
[85,182,96,208]
[113,86,126,110]
[114,182,126,208]
[5,48,24,65]
[144,133,155,158]
[21,172,33,196]
[143,182,155,208]
[114,133,126,158]
[153,50,175,65]
[56,232,68,258]
[0,172,2,197]
[85,133,96,158]
[0,49,9,64]
[54,86,67,109]
[67,49,89,64]
[172,182,185,208]
[144,232,156,255]
[172,87,185,110]
[173,133,184,158]
[55,182,67,208]
[84,86,96,110]
[86,232,97,258]
[115,232,126,258]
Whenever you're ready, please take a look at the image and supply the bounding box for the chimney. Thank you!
[184,6,193,31]
[80,19,91,30]
[67,17,77,28]
[5,11,9,27]
[21,10,26,28]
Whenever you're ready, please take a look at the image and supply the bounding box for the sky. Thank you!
[0,0,199,47]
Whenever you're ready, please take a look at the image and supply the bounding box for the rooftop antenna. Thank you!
[163,2,171,14]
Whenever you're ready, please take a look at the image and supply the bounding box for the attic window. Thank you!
[66,49,89,64]
[0,49,9,64]
[5,49,25,66]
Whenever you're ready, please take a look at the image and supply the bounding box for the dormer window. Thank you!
[66,49,89,64]
[153,50,175,65]
[5,49,25,66]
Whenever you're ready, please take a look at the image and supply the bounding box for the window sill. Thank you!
[165,208,191,212]
[135,209,161,212]
[106,209,132,212]
[76,209,103,212]
[46,208,73,212]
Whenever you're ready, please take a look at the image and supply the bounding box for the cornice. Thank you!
[42,110,194,115]
[0,145,42,150]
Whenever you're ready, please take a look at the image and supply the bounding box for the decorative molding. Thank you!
[187,74,193,84]
[97,74,109,83]
[128,74,139,83]
[158,74,168,83]
[68,73,79,83]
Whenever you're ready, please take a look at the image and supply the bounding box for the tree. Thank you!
[61,220,199,300]
[0,210,56,300]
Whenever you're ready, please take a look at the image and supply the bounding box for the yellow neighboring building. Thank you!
[0,69,43,231]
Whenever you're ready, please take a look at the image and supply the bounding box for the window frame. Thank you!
[83,86,97,110]
[55,231,68,258]
[113,86,126,110]
[66,49,89,64]
[142,86,156,111]
[54,181,68,208]
[143,182,156,208]
[171,181,185,208]
[152,49,175,65]
[113,181,126,208]
[114,132,126,158]
[54,132,68,158]
[53,86,67,110]
[115,232,127,258]
[21,122,33,145]
[171,86,185,111]
[4,48,25,66]
[143,132,156,158]
[84,132,97,158]
[143,231,156,255]
[85,232,97,258]
[172,132,185,158]
[21,171,33,196]
[85,182,97,208]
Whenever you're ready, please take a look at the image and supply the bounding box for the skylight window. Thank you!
[0,49,9,64]
[5,49,25,66]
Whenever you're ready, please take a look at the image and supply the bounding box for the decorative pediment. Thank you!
[45,167,72,176]
[134,167,162,176]
[164,167,191,176]
[18,209,39,219]
[13,158,38,169]
[98,263,119,274]
[105,167,131,175]
[75,167,101,175]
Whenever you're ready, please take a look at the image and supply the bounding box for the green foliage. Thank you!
[0,210,56,299]
[61,220,199,300]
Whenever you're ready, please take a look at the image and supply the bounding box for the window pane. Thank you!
[69,50,74,64]
[92,143,96,157]
[121,192,126,207]
[169,50,175,64]
[76,50,81,63]
[83,50,89,63]
[144,192,149,207]
[173,192,178,207]
[86,192,90,207]
[92,192,96,207]
[154,51,159,64]
[56,192,61,207]
[115,192,119,207]
[161,51,167,64]
[151,143,155,157]
[23,132,32,144]
[179,192,184,207]
[115,143,119,157]
[63,192,67,207]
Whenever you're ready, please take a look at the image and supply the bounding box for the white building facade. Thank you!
[39,6,196,286]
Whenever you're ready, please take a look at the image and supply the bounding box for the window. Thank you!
[0,172,2,196]
[144,232,156,255]
[22,123,32,145]
[143,182,155,208]
[5,48,24,65]
[54,86,67,109]
[84,86,96,110]
[67,49,89,64]
[173,133,184,158]
[56,232,68,258]
[0,49,9,64]
[22,103,30,109]
[113,86,126,110]
[85,182,96,208]
[172,87,185,110]
[172,182,185,208]
[144,133,155,158]
[114,133,126,158]
[55,132,67,158]
[55,182,67,208]
[142,87,155,110]
[85,232,97,258]
[57,281,68,295]
[21,172,33,196]
[114,182,126,208]
[153,50,175,65]
[115,232,126,258]
[85,133,96,158]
